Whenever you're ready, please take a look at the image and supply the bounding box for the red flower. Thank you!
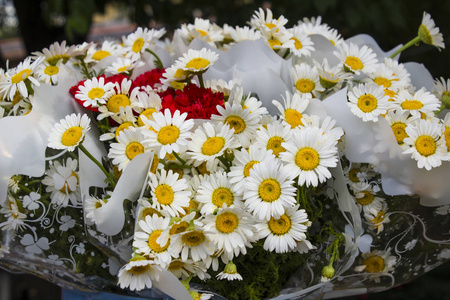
[133,69,165,90]
[161,84,224,120]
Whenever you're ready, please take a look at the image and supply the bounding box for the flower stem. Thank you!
[78,144,116,188]
[145,48,164,69]
[435,104,446,115]
[389,36,421,59]
[197,73,206,89]
[172,151,187,165]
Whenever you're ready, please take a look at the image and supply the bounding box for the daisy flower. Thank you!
[0,195,27,231]
[241,95,268,117]
[48,113,91,151]
[292,63,323,96]
[188,122,239,170]
[108,128,149,171]
[177,18,224,46]
[99,106,138,142]
[347,83,390,122]
[35,59,62,85]
[167,258,210,281]
[228,26,262,43]
[84,195,108,223]
[432,77,450,109]
[254,119,292,157]
[313,58,353,91]
[301,115,344,144]
[256,205,309,253]
[134,90,162,127]
[351,182,386,215]
[228,145,276,195]
[41,158,81,207]
[74,76,115,108]
[249,8,288,33]
[443,113,450,153]
[334,42,378,75]
[211,102,260,148]
[97,78,140,120]
[383,57,411,88]
[384,110,415,147]
[216,261,243,281]
[344,162,377,189]
[143,108,194,159]
[85,40,123,63]
[272,92,311,129]
[403,118,448,170]
[355,249,397,276]
[288,26,315,58]
[32,40,80,65]
[280,126,339,187]
[244,160,297,221]
[123,27,166,61]
[260,26,295,52]
[418,12,445,49]
[105,57,145,76]
[117,256,162,291]
[393,88,441,118]
[148,169,191,217]
[133,215,172,267]
[364,201,390,234]
[365,63,403,92]
[175,48,219,74]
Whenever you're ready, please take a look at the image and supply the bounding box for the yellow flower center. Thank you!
[401,100,423,110]
[348,168,360,183]
[47,54,70,65]
[186,58,210,70]
[268,214,291,235]
[171,81,186,90]
[92,50,111,61]
[212,187,234,208]
[174,69,188,79]
[155,184,174,205]
[296,79,315,93]
[150,154,159,174]
[215,212,239,233]
[157,125,180,145]
[243,161,259,177]
[265,23,277,30]
[117,66,129,73]
[284,109,303,128]
[258,178,282,202]
[197,161,210,175]
[141,207,162,219]
[181,230,206,246]
[138,108,157,126]
[415,135,436,157]
[125,142,144,160]
[391,122,408,145]
[363,255,385,273]
[267,136,285,156]
[291,37,303,50]
[94,199,106,209]
[129,263,151,275]
[61,126,83,147]
[384,89,397,99]
[115,122,134,139]
[225,115,246,134]
[132,37,145,53]
[170,221,189,235]
[11,69,31,84]
[356,191,374,206]
[148,230,170,253]
[168,260,184,271]
[44,65,59,76]
[201,137,225,156]
[344,56,363,71]
[88,87,105,100]
[106,94,131,113]
[196,29,208,37]
[373,77,391,88]
[268,39,282,49]
[372,210,385,225]
[444,127,450,151]
[295,147,320,171]
[357,94,378,113]
[12,91,22,106]
[59,171,78,193]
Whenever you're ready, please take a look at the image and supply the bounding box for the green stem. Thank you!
[197,73,205,89]
[435,104,446,115]
[78,144,116,188]
[172,151,187,165]
[389,36,421,59]
[217,156,231,172]
[145,48,164,69]
[18,184,32,194]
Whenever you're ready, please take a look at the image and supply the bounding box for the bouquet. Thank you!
[1,7,450,300]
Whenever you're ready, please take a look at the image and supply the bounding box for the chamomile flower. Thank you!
[0,195,27,231]
[365,64,403,92]
[419,12,445,49]
[393,88,441,118]
[143,109,194,159]
[292,63,323,96]
[160,65,190,90]
[280,126,339,187]
[97,78,140,120]
[35,59,62,85]
[134,90,162,127]
[99,106,138,141]
[32,40,80,65]
[105,57,145,76]
[123,27,166,61]
[211,102,260,148]
[48,113,91,151]
[254,119,292,157]
[384,110,414,147]
[364,201,390,234]
[41,158,80,207]
[86,40,123,63]
[117,256,162,291]
[443,113,450,153]
[241,95,268,117]
[313,58,353,91]
[334,43,378,75]
[288,26,315,58]
[175,48,219,73]
[216,261,243,281]
[355,249,397,276]
[108,128,149,171]
[148,169,191,217]
[133,215,172,267]
[300,115,344,143]
[351,182,386,215]
[260,26,295,51]
[228,145,276,195]
[403,118,448,170]
[196,171,243,215]
[383,57,411,88]
[344,163,377,189]
[249,8,288,33]
[272,92,311,129]
[188,122,239,170]
[228,26,262,43]
[244,161,297,221]
[167,258,209,280]
[348,83,390,122]
[177,18,224,46]
[256,205,309,253]
[432,77,450,109]
[84,195,108,223]
[74,76,115,108]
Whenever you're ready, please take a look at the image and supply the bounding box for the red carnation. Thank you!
[133,69,165,90]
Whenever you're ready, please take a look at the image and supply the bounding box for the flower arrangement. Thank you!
[1,7,450,300]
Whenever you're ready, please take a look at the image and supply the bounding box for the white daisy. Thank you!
[419,12,445,49]
[313,58,353,91]
[280,126,339,187]
[108,128,149,171]
[355,249,397,276]
[365,63,403,92]
[249,8,288,33]
[228,26,262,43]
[288,26,315,58]
[105,57,145,75]
[432,77,450,109]
[167,258,210,280]
[48,113,91,151]
[175,48,219,73]
[272,92,311,129]
[393,88,441,118]
[384,110,415,147]
[364,201,390,234]
[241,95,268,117]
[300,115,344,144]
[97,78,140,120]
[99,106,138,142]
[0,195,27,231]
[244,160,297,221]
[134,90,162,127]
[84,195,108,223]
[86,40,123,63]
[188,122,239,170]
[260,26,295,52]
[383,57,411,88]
[32,40,80,65]
[347,83,390,122]
[334,42,378,75]
[254,119,292,157]
[403,118,448,170]
[292,63,323,96]
[196,171,243,215]
[177,18,224,46]
[216,261,243,281]
[143,108,194,159]
[42,158,81,207]
[74,76,115,108]
[148,169,191,217]
[123,27,166,61]
[35,59,62,85]
[443,113,450,153]
[256,205,309,253]
[117,257,162,291]
[351,182,385,216]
